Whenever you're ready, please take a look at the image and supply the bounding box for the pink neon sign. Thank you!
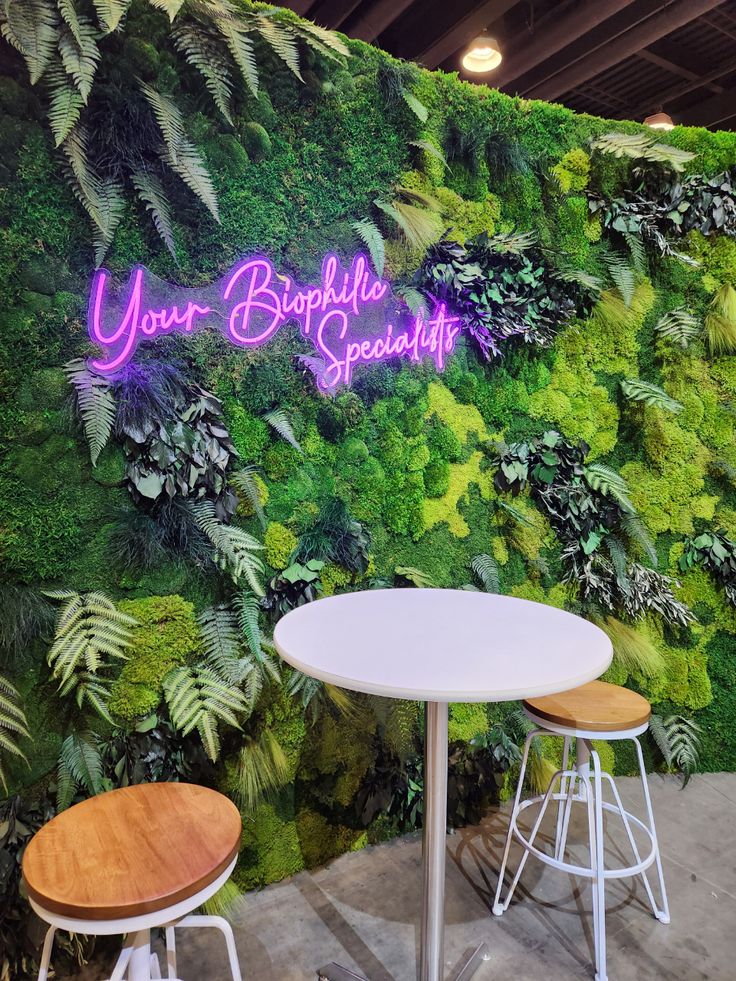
[87,253,461,391]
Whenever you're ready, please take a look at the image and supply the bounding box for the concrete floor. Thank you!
[63,773,736,980]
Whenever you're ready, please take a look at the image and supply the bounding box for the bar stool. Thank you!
[492,680,669,981]
[22,782,244,981]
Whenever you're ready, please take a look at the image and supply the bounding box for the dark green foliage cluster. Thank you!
[681,531,736,605]
[1,1,736,947]
[420,233,594,359]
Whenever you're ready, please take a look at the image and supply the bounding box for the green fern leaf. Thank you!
[131,169,177,258]
[287,18,349,61]
[234,589,263,659]
[395,566,435,588]
[148,0,185,22]
[231,466,266,529]
[584,462,636,514]
[46,65,84,146]
[401,87,428,122]
[171,20,234,124]
[216,18,259,96]
[409,139,448,169]
[64,358,115,464]
[621,378,683,414]
[602,248,635,306]
[263,408,302,453]
[470,554,500,593]
[164,664,251,761]
[58,0,83,45]
[57,731,104,809]
[2,0,58,84]
[655,308,700,348]
[92,0,130,34]
[58,18,100,101]
[193,501,264,592]
[0,673,30,793]
[352,218,385,277]
[251,13,302,80]
[374,197,441,250]
[394,285,429,317]
[488,229,537,255]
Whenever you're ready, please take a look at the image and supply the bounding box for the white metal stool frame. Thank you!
[30,857,242,981]
[492,713,669,981]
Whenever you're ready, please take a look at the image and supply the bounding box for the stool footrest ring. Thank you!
[511,793,657,880]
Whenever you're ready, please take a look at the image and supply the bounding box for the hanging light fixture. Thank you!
[644,110,675,131]
[462,34,503,73]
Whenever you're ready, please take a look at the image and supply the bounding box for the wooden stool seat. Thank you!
[523,680,651,733]
[22,783,241,921]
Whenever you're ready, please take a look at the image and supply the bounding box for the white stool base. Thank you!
[32,859,243,981]
[493,725,669,980]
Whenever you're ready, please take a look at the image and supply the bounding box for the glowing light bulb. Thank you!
[462,34,502,73]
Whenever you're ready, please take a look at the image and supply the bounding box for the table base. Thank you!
[317,942,489,981]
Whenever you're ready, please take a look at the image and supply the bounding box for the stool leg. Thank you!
[126,930,152,981]
[175,915,243,981]
[591,749,607,981]
[492,730,535,916]
[36,925,56,981]
[632,737,670,924]
[165,926,177,979]
[555,736,572,860]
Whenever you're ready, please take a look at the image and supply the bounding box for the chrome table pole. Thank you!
[421,701,450,980]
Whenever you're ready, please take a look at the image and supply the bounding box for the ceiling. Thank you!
[276,0,736,131]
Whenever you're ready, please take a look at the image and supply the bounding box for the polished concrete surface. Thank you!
[63,773,736,980]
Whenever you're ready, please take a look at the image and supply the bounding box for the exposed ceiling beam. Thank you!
[492,0,638,89]
[349,0,416,43]
[631,53,736,117]
[702,12,736,41]
[310,0,362,30]
[637,45,724,95]
[677,87,736,127]
[510,0,673,96]
[523,0,727,102]
[416,0,517,69]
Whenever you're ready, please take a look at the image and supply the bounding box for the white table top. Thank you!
[273,589,612,702]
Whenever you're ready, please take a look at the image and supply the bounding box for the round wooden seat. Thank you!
[523,680,651,733]
[22,783,241,921]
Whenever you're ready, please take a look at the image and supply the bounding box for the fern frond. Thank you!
[622,230,646,275]
[395,566,435,588]
[487,229,536,255]
[91,0,130,33]
[148,0,185,22]
[286,17,349,61]
[234,589,263,658]
[58,17,100,101]
[46,64,84,146]
[56,731,104,810]
[215,17,259,96]
[140,81,220,221]
[590,131,695,172]
[584,462,635,514]
[131,169,177,258]
[0,674,30,793]
[231,466,266,529]
[252,13,302,80]
[263,407,302,452]
[46,590,135,689]
[198,603,240,665]
[470,554,500,593]
[650,713,702,787]
[352,218,385,278]
[401,87,427,122]
[193,500,264,592]
[394,284,429,316]
[64,358,116,464]
[655,308,700,348]
[164,664,251,761]
[621,378,683,414]
[172,20,234,124]
[602,248,635,306]
[409,139,448,170]
[554,268,603,292]
[2,0,58,84]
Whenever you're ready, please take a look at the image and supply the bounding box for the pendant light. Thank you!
[462,34,503,73]
[644,111,675,131]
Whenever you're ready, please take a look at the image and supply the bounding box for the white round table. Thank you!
[274,589,612,981]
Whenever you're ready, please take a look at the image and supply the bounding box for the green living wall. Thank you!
[1,1,736,974]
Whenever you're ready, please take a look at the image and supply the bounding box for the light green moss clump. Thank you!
[551,148,590,193]
[108,595,202,722]
[264,521,298,568]
[448,703,489,743]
